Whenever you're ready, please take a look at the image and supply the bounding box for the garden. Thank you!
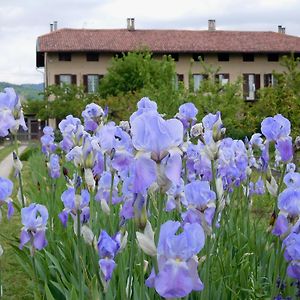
[0,54,300,299]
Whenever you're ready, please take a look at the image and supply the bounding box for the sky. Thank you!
[1,0,300,84]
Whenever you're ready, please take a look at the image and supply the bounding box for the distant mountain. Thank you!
[0,82,44,101]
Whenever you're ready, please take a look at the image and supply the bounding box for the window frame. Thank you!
[55,74,77,86]
[83,74,104,93]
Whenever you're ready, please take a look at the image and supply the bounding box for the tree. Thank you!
[247,55,300,138]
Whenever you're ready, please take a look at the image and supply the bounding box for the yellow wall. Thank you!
[45,52,288,88]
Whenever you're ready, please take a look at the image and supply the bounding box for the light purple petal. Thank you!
[132,157,157,194]
[165,153,182,185]
[33,230,47,250]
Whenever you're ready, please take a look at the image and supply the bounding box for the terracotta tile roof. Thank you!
[37,28,300,53]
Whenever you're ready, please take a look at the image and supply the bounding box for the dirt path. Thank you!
[0,145,27,178]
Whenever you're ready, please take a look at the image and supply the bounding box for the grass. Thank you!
[0,141,39,299]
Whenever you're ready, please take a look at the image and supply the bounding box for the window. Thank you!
[243,54,254,62]
[264,74,277,87]
[192,53,205,61]
[215,74,230,85]
[83,74,104,93]
[193,74,207,92]
[174,74,184,90]
[267,54,279,62]
[218,53,229,61]
[58,52,72,61]
[55,74,77,86]
[243,74,260,100]
[86,53,99,61]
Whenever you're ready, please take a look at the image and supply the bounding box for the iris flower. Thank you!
[146,220,205,298]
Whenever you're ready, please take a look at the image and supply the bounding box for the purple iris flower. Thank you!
[129,97,157,123]
[176,102,198,131]
[249,177,265,196]
[82,103,104,132]
[217,138,248,190]
[261,114,291,141]
[275,136,293,162]
[273,187,300,236]
[186,142,212,181]
[59,187,90,227]
[0,87,27,136]
[41,126,57,157]
[97,230,121,282]
[20,203,48,251]
[96,122,134,176]
[146,221,205,298]
[282,233,300,280]
[48,154,60,179]
[284,172,300,188]
[261,115,293,163]
[278,188,300,218]
[131,110,183,162]
[58,115,83,152]
[0,177,14,219]
[182,180,216,228]
[131,110,183,190]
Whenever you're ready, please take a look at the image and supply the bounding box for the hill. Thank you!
[0,82,44,101]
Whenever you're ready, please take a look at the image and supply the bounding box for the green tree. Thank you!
[247,55,300,138]
[99,50,184,118]
[25,84,100,121]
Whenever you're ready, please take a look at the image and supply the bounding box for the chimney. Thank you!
[278,25,286,34]
[53,21,58,31]
[208,19,216,31]
[50,23,54,32]
[127,18,135,31]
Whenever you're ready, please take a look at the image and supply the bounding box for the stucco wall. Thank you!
[45,52,288,88]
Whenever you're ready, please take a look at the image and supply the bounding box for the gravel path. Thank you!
[0,145,27,178]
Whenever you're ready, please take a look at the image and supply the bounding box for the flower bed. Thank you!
[1,88,300,299]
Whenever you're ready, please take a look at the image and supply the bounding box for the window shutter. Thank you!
[55,75,60,85]
[243,74,249,99]
[83,75,88,92]
[255,74,261,99]
[255,74,261,89]
[71,75,77,85]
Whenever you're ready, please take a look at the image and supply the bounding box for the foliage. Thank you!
[185,62,249,139]
[25,84,100,121]
[246,55,300,138]
[99,51,176,98]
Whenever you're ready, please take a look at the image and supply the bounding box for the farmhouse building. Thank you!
[36,19,300,101]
